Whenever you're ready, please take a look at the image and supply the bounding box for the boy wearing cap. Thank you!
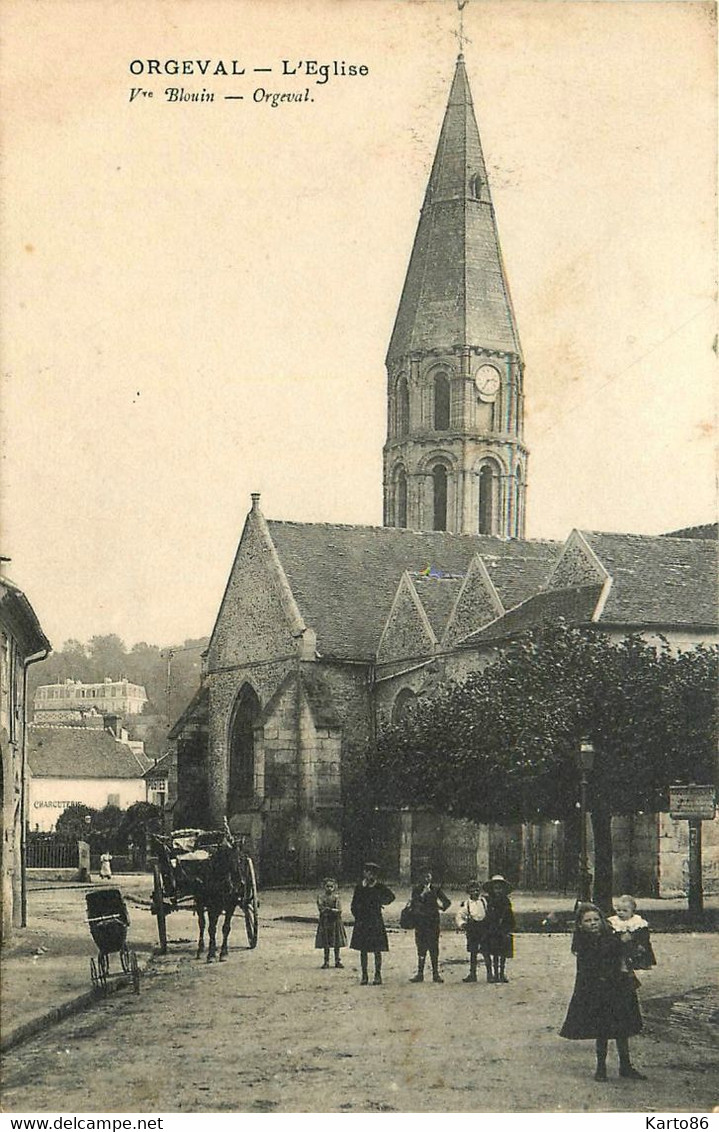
[350,862,395,985]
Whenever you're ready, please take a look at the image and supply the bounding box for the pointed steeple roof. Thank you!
[387,56,521,365]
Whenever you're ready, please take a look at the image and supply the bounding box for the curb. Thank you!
[1,960,152,1056]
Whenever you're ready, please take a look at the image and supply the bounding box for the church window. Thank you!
[514,466,524,535]
[396,376,410,437]
[469,173,482,199]
[432,464,448,531]
[392,687,417,725]
[478,461,500,535]
[228,683,261,813]
[433,371,450,430]
[395,467,408,528]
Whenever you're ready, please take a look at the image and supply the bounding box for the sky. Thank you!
[1,0,716,651]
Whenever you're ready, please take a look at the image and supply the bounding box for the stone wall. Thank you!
[658,811,719,897]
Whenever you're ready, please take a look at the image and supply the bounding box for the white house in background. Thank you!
[27,725,151,831]
[33,677,148,722]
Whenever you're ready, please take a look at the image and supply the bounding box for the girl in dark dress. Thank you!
[350,862,395,985]
[408,869,451,984]
[483,875,515,983]
[560,902,646,1081]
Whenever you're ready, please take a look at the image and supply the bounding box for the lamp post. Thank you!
[577,739,595,904]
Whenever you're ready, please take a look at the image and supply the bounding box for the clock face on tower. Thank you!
[475,364,500,400]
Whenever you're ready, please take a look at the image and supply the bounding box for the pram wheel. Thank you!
[130,950,141,994]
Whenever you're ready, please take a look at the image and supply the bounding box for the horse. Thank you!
[189,838,244,962]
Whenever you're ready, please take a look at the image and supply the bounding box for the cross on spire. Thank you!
[454,0,470,57]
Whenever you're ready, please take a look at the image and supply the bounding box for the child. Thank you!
[407,868,451,984]
[608,894,656,973]
[455,879,488,983]
[349,862,395,985]
[99,852,113,880]
[560,902,646,1081]
[483,875,515,983]
[315,876,347,969]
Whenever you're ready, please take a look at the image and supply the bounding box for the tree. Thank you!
[55,803,97,843]
[373,626,718,909]
[117,802,162,865]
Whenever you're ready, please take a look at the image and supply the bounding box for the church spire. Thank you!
[383,56,528,539]
[387,55,521,364]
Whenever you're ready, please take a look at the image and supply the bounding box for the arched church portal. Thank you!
[227,684,261,815]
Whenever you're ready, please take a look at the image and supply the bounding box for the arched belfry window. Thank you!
[395,466,408,528]
[514,465,524,535]
[228,683,261,813]
[396,376,410,437]
[392,687,417,725]
[432,464,448,531]
[433,371,450,431]
[478,461,501,535]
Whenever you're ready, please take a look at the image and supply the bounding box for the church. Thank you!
[171,56,717,894]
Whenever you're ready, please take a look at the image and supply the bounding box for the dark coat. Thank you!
[560,931,643,1040]
[410,883,451,926]
[350,882,395,952]
[621,925,657,971]
[484,891,515,958]
[411,883,451,951]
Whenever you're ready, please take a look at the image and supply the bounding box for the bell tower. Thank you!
[383,55,528,537]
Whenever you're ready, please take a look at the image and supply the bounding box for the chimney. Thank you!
[0,556,11,579]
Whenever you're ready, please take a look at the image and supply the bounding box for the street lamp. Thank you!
[577,739,595,904]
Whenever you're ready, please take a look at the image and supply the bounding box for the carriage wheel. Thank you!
[90,957,101,993]
[130,950,141,994]
[153,864,168,954]
[243,857,259,949]
[120,944,130,974]
[98,951,110,993]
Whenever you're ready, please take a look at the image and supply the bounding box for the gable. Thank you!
[377,573,436,665]
[266,518,559,661]
[546,530,609,591]
[442,554,504,647]
[207,508,309,671]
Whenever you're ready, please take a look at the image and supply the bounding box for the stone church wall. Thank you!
[658,811,719,897]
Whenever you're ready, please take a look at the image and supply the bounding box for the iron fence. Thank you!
[26,837,78,870]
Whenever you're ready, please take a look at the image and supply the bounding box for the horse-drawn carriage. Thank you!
[150,828,259,958]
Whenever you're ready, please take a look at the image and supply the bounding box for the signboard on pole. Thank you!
[669,784,716,821]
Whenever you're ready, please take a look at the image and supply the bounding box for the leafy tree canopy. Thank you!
[373,625,718,826]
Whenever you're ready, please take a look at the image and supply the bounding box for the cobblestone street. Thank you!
[2,903,717,1114]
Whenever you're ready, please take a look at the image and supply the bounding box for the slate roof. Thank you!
[581,532,718,629]
[387,56,521,364]
[661,523,717,541]
[267,520,559,660]
[465,584,605,645]
[28,726,152,779]
[413,576,464,638]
